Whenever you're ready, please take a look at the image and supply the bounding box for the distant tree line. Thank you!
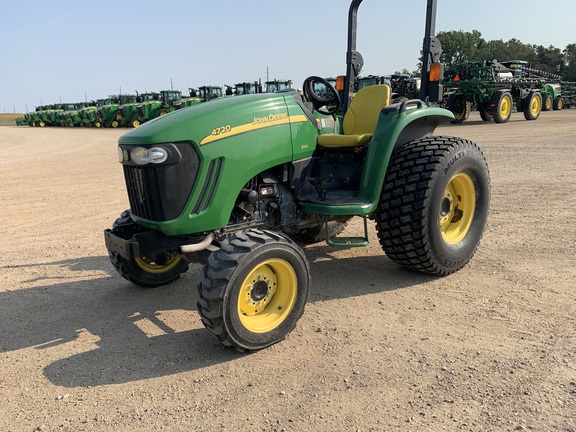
[436,30,576,81]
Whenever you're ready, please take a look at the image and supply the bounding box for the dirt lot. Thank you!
[1,111,575,432]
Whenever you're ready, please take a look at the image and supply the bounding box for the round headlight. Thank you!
[130,147,168,165]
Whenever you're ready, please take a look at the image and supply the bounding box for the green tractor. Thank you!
[265,79,292,93]
[105,0,490,352]
[540,83,563,111]
[135,90,183,124]
[100,94,137,128]
[232,81,263,95]
[117,93,153,128]
[173,88,204,110]
[29,105,50,127]
[196,85,223,101]
[79,98,113,128]
[56,103,82,127]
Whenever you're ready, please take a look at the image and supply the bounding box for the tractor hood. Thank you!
[118,93,314,148]
[116,91,319,234]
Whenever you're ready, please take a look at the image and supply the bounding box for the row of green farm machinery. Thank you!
[17,80,292,128]
[16,60,575,128]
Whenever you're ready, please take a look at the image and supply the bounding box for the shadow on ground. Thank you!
[0,250,435,387]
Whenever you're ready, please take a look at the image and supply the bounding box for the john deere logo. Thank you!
[252,113,288,125]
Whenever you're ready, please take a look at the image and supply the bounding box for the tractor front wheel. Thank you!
[108,210,189,288]
[542,93,552,111]
[375,137,490,275]
[131,119,140,128]
[197,229,310,352]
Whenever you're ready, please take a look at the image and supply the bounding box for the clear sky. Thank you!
[2,0,576,113]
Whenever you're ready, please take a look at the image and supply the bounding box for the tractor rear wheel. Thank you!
[375,136,490,275]
[108,210,189,288]
[197,229,310,352]
[523,92,542,120]
[492,92,512,123]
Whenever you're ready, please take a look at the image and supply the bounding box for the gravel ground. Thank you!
[1,110,575,431]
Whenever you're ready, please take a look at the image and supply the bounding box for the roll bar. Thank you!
[342,0,443,113]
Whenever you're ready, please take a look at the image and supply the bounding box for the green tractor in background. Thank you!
[56,103,85,127]
[99,94,137,128]
[173,88,205,110]
[232,81,263,95]
[136,90,183,125]
[79,98,114,128]
[28,105,50,127]
[105,0,490,352]
[117,93,153,128]
[540,83,563,111]
[196,85,223,101]
[265,79,292,93]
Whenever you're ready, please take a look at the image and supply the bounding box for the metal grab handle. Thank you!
[399,99,425,114]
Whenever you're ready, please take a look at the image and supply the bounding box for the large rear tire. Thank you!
[375,137,490,276]
[108,210,189,288]
[197,229,310,352]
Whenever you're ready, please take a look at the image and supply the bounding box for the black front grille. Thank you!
[122,143,200,221]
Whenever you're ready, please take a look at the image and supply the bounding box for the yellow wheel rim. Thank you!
[545,97,552,110]
[132,120,140,127]
[453,101,468,120]
[499,95,511,118]
[238,259,297,333]
[135,255,182,273]
[530,95,541,116]
[440,173,476,244]
[111,120,119,128]
[159,109,170,116]
[558,99,563,109]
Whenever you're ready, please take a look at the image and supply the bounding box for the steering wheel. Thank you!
[302,76,341,115]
